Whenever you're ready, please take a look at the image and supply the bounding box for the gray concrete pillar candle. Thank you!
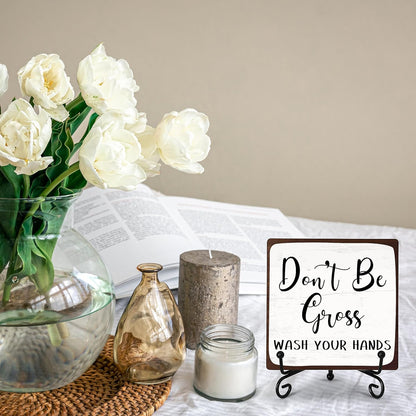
[178,250,240,349]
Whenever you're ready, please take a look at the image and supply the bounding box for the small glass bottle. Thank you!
[194,324,258,401]
[114,263,186,384]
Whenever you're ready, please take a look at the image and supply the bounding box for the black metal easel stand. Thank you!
[275,350,386,399]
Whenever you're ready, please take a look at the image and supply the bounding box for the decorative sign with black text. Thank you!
[266,239,398,370]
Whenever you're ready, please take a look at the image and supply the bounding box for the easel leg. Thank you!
[358,351,386,399]
[275,351,303,399]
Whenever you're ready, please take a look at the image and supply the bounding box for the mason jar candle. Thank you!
[193,324,258,402]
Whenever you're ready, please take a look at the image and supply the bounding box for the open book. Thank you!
[73,185,303,297]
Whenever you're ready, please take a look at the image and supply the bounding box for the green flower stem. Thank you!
[65,93,84,113]
[41,162,80,198]
[3,233,23,305]
[2,284,11,306]
[6,161,80,257]
[22,175,30,198]
[21,162,80,221]
[47,323,63,347]
[58,322,70,339]
[46,295,67,346]
[2,162,82,305]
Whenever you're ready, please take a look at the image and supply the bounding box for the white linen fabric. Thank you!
[114,217,416,415]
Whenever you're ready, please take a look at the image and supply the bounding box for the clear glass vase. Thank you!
[0,194,115,392]
[114,263,186,384]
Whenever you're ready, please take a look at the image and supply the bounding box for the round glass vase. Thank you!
[0,194,115,392]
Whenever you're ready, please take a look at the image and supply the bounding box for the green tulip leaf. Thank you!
[68,105,91,134]
[70,112,99,159]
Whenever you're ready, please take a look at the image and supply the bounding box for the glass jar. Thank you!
[194,324,258,401]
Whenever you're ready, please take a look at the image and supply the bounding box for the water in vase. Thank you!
[0,270,115,392]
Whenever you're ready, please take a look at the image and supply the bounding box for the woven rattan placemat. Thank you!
[0,336,172,416]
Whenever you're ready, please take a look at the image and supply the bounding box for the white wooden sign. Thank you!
[266,239,398,370]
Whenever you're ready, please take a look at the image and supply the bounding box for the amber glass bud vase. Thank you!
[114,263,186,384]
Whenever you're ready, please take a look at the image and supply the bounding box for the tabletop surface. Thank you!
[114,216,416,416]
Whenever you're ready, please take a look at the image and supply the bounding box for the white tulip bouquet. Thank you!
[0,44,210,304]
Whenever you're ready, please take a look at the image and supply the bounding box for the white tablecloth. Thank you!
[114,217,416,415]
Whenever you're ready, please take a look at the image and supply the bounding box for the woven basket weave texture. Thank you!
[0,336,171,416]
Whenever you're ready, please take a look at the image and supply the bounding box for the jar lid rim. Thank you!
[200,324,255,352]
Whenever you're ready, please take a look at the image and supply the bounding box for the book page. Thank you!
[162,196,304,291]
[74,186,304,296]
[73,186,203,286]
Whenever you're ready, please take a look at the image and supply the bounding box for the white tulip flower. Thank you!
[77,44,139,123]
[0,99,53,175]
[0,64,8,98]
[79,112,147,190]
[155,108,210,174]
[18,54,74,122]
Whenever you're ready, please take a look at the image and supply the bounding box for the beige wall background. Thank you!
[1,0,415,228]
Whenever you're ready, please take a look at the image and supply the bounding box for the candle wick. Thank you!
[208,249,213,259]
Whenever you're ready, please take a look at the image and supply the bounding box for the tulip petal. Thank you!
[44,105,69,123]
[0,64,8,97]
